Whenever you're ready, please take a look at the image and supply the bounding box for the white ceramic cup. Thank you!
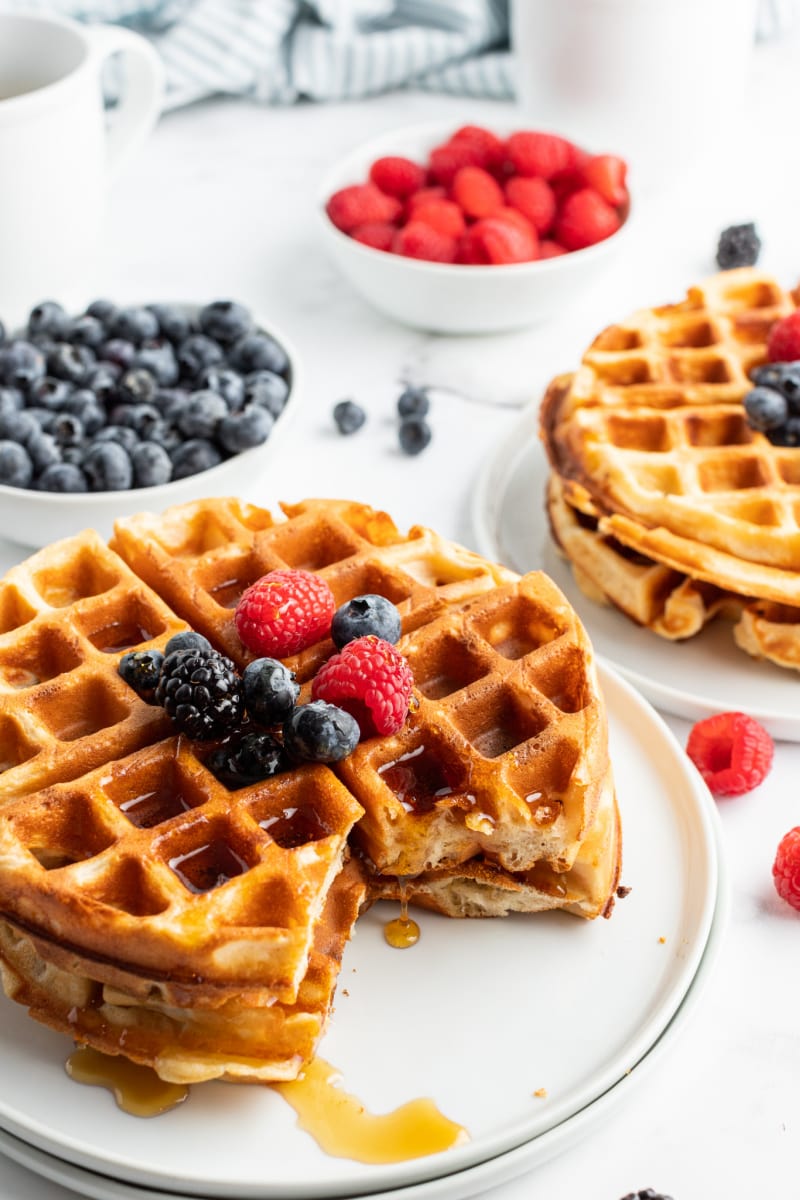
[0,13,163,323]
[510,0,758,187]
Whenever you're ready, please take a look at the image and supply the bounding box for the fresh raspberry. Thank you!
[457,215,538,265]
[506,131,577,180]
[369,155,426,199]
[235,569,335,658]
[767,311,800,363]
[311,635,414,737]
[393,222,457,263]
[773,827,800,912]
[351,222,395,251]
[505,176,556,235]
[410,198,466,238]
[539,239,568,259]
[451,165,504,219]
[686,712,774,797]
[450,125,507,172]
[428,139,483,186]
[581,154,628,207]
[326,184,401,234]
[554,187,622,251]
[549,165,587,203]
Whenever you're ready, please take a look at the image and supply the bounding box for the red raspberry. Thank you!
[505,176,556,235]
[393,221,457,263]
[407,185,447,213]
[369,155,426,199]
[450,125,507,172]
[428,139,483,186]
[581,154,628,207]
[351,222,395,251]
[410,198,466,238]
[311,635,414,737]
[554,187,622,251]
[767,311,800,362]
[451,165,504,219]
[686,712,774,797]
[326,184,401,234]
[457,215,537,265]
[507,131,577,180]
[539,239,568,259]
[235,569,335,658]
[773,827,800,912]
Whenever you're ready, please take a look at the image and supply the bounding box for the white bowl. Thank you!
[0,311,300,549]
[319,121,631,335]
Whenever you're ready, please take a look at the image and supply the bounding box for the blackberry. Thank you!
[744,386,788,432]
[165,631,212,656]
[118,649,165,702]
[283,701,360,763]
[333,399,366,435]
[217,405,274,453]
[397,385,430,418]
[716,222,761,270]
[243,658,300,725]
[156,647,244,741]
[207,731,284,788]
[332,595,401,648]
[399,416,432,455]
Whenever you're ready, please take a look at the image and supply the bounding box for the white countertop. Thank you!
[1,27,800,1200]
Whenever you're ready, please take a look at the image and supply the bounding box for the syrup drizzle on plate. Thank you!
[65,1047,188,1117]
[384,880,420,949]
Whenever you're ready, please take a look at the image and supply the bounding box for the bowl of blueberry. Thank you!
[0,298,299,548]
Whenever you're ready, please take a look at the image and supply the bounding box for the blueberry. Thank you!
[83,362,120,401]
[333,399,366,435]
[131,441,173,488]
[0,441,33,487]
[147,304,194,344]
[245,371,289,418]
[69,314,106,348]
[27,432,61,473]
[397,385,430,418]
[198,300,254,344]
[153,387,190,422]
[170,437,222,479]
[0,318,5,343]
[283,701,360,763]
[716,222,761,270]
[110,403,162,438]
[24,407,56,432]
[86,299,118,326]
[217,405,273,453]
[331,595,402,648]
[83,441,133,491]
[134,340,179,387]
[165,631,212,656]
[177,389,228,438]
[229,331,289,376]
[0,410,39,446]
[36,462,88,492]
[93,425,140,453]
[771,416,800,446]
[100,338,136,369]
[28,376,73,410]
[0,341,46,388]
[207,731,285,788]
[196,365,245,410]
[177,334,224,379]
[47,412,81,447]
[775,364,800,405]
[63,390,106,434]
[744,386,788,432]
[118,367,159,405]
[399,416,432,455]
[243,658,300,725]
[109,306,160,345]
[28,301,70,340]
[0,388,23,414]
[118,648,164,702]
[48,342,95,385]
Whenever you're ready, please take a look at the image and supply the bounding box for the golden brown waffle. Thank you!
[542,270,800,582]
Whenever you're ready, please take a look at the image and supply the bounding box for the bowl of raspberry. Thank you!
[0,298,300,548]
[319,121,631,335]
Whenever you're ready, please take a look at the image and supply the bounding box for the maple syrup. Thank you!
[378,745,473,814]
[65,1047,188,1117]
[274,1058,468,1163]
[168,840,250,893]
[384,881,420,949]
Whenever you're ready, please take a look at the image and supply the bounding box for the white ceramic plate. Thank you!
[0,664,717,1198]
[472,405,800,742]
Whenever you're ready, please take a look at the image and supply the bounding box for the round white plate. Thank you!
[472,405,800,742]
[0,665,718,1199]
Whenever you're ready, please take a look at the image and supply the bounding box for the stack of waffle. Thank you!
[541,268,800,671]
[0,497,620,1084]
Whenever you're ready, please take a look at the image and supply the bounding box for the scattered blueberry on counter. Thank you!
[333,399,366,435]
[0,299,292,492]
[331,383,434,454]
[715,222,761,270]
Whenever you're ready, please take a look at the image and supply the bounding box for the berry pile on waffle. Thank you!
[541,268,800,671]
[0,497,619,1084]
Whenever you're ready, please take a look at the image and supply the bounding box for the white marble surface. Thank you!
[1,25,800,1200]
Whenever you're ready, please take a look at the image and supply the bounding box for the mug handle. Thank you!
[85,24,164,179]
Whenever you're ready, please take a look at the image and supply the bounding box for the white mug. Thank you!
[510,0,758,188]
[0,13,163,324]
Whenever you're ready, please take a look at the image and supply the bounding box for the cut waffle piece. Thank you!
[542,269,800,577]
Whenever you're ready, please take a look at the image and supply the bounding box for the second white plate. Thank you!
[472,405,800,741]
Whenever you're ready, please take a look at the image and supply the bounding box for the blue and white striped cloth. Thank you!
[2,0,793,110]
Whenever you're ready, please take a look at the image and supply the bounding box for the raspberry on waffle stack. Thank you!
[541,268,800,671]
[0,496,620,1084]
